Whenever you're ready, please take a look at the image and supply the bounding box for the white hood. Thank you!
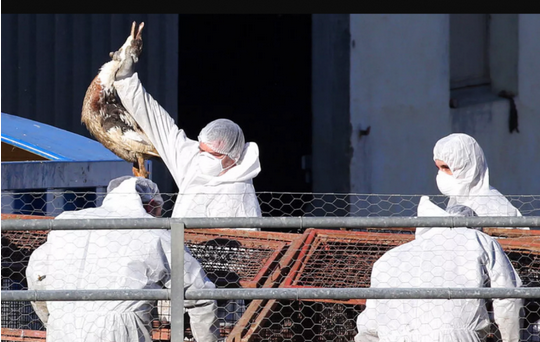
[206,142,261,185]
[433,133,522,218]
[415,196,452,238]
[56,177,151,219]
[433,133,490,196]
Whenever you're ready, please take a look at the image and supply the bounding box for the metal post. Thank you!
[171,221,184,342]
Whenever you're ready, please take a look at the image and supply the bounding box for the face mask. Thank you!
[197,152,226,177]
[436,170,466,196]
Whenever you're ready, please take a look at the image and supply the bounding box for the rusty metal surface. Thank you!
[183,228,305,342]
[249,300,363,342]
[227,228,540,342]
[184,229,299,289]
[286,229,413,290]
[226,230,309,342]
[1,215,54,220]
[3,223,540,342]
[0,328,46,342]
[499,236,540,288]
[484,227,540,238]
[1,215,52,253]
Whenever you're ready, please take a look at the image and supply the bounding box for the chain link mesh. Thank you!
[2,191,540,341]
[3,191,540,218]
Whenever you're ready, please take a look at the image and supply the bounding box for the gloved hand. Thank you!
[110,47,136,81]
[111,22,144,81]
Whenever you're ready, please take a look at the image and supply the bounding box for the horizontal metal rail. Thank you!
[2,216,539,231]
[3,287,540,301]
[2,289,169,301]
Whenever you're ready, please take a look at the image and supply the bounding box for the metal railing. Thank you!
[3,216,539,230]
[2,216,540,342]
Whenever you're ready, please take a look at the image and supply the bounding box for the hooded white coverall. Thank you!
[355,196,523,342]
[433,133,524,220]
[114,73,262,223]
[26,178,219,342]
[114,73,260,326]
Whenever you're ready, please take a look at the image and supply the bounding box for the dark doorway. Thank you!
[176,15,312,194]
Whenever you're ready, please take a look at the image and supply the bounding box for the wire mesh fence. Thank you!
[2,191,540,342]
[4,191,540,219]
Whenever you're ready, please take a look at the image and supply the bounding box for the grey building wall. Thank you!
[349,14,450,197]
[1,14,178,201]
[311,14,352,193]
[311,13,540,216]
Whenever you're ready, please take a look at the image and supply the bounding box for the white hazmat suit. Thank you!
[355,196,523,342]
[433,133,524,221]
[114,73,262,223]
[26,177,219,342]
[114,73,261,327]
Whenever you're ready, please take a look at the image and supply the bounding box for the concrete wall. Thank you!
[349,14,450,195]
[313,14,540,203]
[448,15,540,196]
[501,14,540,195]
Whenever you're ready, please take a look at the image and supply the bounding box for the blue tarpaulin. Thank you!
[1,112,122,161]
[1,112,134,193]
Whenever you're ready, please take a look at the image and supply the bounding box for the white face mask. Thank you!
[197,152,225,177]
[436,170,466,196]
[197,152,235,177]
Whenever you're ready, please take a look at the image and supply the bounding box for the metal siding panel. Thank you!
[109,13,130,45]
[90,15,112,75]
[17,14,36,122]
[1,161,133,190]
[1,14,19,114]
[146,14,161,101]
[71,15,93,137]
[54,15,74,128]
[164,15,179,116]
[1,14,180,193]
[35,15,55,130]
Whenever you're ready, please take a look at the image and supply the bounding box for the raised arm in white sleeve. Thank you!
[114,73,198,185]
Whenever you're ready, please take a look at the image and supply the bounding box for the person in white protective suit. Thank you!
[26,176,220,342]
[433,133,528,230]
[113,49,262,224]
[112,38,261,328]
[354,196,523,342]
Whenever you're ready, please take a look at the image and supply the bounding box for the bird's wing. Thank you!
[101,110,159,156]
[105,125,160,157]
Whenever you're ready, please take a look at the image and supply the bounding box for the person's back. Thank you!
[27,177,219,342]
[27,177,171,341]
[43,230,171,341]
[355,197,523,342]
